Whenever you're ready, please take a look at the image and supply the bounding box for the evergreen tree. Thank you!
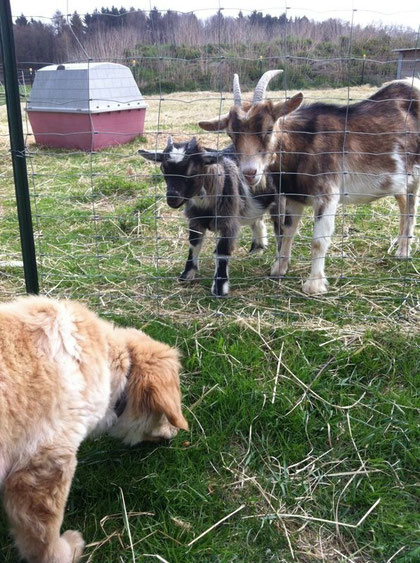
[52,10,66,35]
[69,12,84,35]
[15,14,28,27]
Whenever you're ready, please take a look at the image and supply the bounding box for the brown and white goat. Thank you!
[199,71,419,294]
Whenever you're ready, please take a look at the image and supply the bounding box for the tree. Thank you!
[249,11,264,26]
[148,7,163,44]
[70,12,85,36]
[15,14,28,26]
[126,7,148,31]
[14,20,56,63]
[279,12,287,26]
[52,10,66,35]
[84,9,102,32]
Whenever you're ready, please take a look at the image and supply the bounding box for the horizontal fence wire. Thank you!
[0,5,419,325]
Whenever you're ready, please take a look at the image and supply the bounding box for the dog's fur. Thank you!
[0,296,188,563]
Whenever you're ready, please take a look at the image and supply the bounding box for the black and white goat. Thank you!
[139,136,279,296]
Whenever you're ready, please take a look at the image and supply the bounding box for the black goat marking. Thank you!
[212,257,229,297]
[284,213,293,227]
[179,248,196,281]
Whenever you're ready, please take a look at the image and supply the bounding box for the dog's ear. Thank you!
[127,333,189,431]
[145,380,189,431]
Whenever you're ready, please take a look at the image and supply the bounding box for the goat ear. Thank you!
[138,149,164,162]
[272,92,303,120]
[187,136,198,152]
[198,114,229,131]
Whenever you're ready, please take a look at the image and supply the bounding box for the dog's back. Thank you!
[0,297,110,484]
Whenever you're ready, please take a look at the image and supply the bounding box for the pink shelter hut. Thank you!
[26,62,147,151]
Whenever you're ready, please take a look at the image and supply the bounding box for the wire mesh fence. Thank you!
[0,5,419,325]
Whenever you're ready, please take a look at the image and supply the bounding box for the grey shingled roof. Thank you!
[27,62,147,114]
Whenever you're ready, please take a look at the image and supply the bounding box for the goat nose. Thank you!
[244,168,257,182]
[166,192,184,209]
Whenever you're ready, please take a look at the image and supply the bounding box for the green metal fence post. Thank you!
[0,0,39,294]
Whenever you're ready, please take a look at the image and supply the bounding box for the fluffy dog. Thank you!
[0,296,188,563]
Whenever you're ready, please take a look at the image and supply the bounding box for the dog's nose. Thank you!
[243,168,257,184]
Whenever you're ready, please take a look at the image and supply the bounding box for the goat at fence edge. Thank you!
[199,71,420,295]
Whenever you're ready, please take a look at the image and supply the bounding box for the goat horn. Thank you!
[233,74,242,107]
[166,135,174,149]
[252,70,283,104]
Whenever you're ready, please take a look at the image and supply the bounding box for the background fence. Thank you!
[0,4,419,325]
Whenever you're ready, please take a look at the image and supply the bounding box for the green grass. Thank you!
[0,322,418,562]
[0,88,419,561]
[0,84,30,106]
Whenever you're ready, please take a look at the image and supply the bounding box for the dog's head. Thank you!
[110,329,188,445]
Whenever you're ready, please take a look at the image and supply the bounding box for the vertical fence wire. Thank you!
[339,8,356,294]
[215,2,223,314]
[401,28,420,311]
[281,2,289,309]
[151,1,164,317]
[89,67,105,309]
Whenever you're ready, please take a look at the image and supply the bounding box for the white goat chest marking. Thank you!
[239,182,266,224]
[240,196,265,224]
[190,186,212,209]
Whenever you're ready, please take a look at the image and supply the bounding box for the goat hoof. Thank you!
[211,279,229,297]
[179,268,197,282]
[270,260,288,278]
[249,242,267,255]
[302,278,329,295]
[395,248,411,259]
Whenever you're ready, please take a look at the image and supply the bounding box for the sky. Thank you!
[9,0,420,31]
